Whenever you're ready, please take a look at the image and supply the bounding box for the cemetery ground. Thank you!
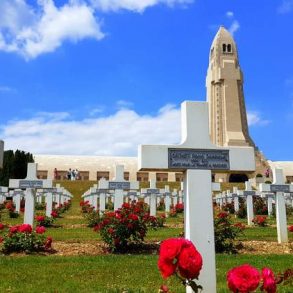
[0,181,292,292]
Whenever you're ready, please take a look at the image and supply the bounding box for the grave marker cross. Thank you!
[260,168,293,243]
[139,101,255,293]
[9,163,52,226]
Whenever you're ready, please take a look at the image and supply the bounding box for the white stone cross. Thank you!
[237,181,256,225]
[164,185,171,214]
[111,165,139,210]
[0,186,8,204]
[141,179,162,216]
[139,101,255,293]
[259,168,293,243]
[9,163,53,226]
[172,188,178,206]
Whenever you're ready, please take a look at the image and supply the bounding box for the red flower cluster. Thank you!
[252,215,267,227]
[227,264,277,293]
[51,211,59,218]
[5,201,15,212]
[217,212,229,219]
[175,203,184,213]
[9,224,33,234]
[35,226,46,234]
[158,238,202,280]
[36,215,45,222]
[288,225,293,232]
[234,222,246,231]
[45,236,53,249]
[0,223,5,230]
[80,200,94,213]
[94,201,154,251]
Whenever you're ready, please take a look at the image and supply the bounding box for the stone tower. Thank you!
[206,26,254,147]
[206,26,271,182]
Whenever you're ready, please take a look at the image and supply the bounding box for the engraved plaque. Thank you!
[168,149,230,170]
[19,180,43,189]
[270,185,290,193]
[41,188,57,193]
[243,191,256,196]
[128,192,137,196]
[146,189,160,194]
[109,182,130,190]
[164,192,171,196]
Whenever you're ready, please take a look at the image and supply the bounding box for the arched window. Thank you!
[222,44,226,52]
[227,44,232,53]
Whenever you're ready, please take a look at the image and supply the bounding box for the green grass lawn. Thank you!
[0,254,292,292]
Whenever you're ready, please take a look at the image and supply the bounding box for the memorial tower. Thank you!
[206,26,254,147]
[206,26,270,182]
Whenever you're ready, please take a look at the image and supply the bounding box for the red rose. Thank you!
[36,226,46,234]
[227,264,260,293]
[51,211,58,218]
[178,240,203,280]
[36,215,45,222]
[159,284,169,293]
[288,225,293,232]
[0,223,5,230]
[218,212,229,219]
[158,258,177,279]
[122,203,130,209]
[128,214,139,221]
[9,225,20,233]
[45,236,53,249]
[159,238,183,262]
[261,268,277,293]
[18,224,32,233]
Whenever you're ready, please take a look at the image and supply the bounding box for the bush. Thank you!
[105,201,114,211]
[84,210,100,227]
[253,197,268,215]
[35,215,54,227]
[214,211,244,254]
[80,200,94,213]
[252,215,267,227]
[157,200,165,211]
[94,201,155,252]
[169,208,177,217]
[0,224,52,254]
[35,202,46,210]
[222,202,235,214]
[175,203,184,213]
[147,214,166,229]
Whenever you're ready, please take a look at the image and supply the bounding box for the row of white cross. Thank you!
[0,163,72,226]
[81,176,184,216]
[215,169,293,243]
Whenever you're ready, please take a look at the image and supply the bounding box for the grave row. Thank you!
[215,169,293,243]
[0,163,72,227]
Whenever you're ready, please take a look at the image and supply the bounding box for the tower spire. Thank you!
[206,26,254,147]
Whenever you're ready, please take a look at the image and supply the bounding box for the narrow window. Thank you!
[227,44,232,53]
[222,44,226,52]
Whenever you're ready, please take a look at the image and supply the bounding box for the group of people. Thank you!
[67,168,80,180]
[53,168,80,180]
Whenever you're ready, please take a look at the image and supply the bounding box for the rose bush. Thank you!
[0,224,53,254]
[214,211,244,253]
[288,225,293,232]
[158,238,203,292]
[94,201,163,252]
[35,215,54,227]
[175,203,184,213]
[252,215,267,227]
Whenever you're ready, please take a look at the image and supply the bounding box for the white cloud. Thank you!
[0,105,181,156]
[278,0,293,14]
[88,0,193,13]
[247,111,270,126]
[226,11,234,18]
[0,0,194,59]
[0,0,104,59]
[228,20,240,36]
[0,86,15,93]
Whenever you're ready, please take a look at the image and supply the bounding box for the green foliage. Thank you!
[214,212,244,254]
[253,197,268,215]
[0,150,34,186]
[84,210,100,227]
[35,202,46,210]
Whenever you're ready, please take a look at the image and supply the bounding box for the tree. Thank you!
[0,150,34,186]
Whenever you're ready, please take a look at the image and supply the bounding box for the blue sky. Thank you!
[0,0,292,160]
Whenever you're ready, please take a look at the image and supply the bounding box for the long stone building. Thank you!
[34,26,293,183]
